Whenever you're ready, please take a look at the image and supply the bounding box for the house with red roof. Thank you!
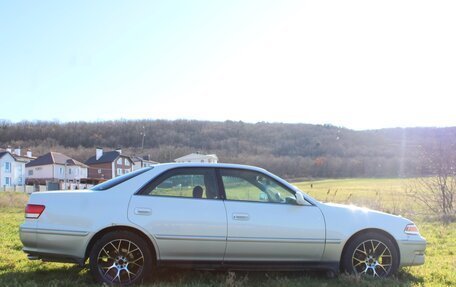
[25,152,88,188]
[85,147,134,180]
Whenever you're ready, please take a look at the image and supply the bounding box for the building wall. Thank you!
[87,156,134,179]
[62,165,88,180]
[87,163,113,180]
[52,164,66,180]
[1,153,26,186]
[175,155,218,163]
[132,161,142,171]
[114,156,133,177]
[132,160,156,171]
[13,161,26,186]
[26,164,88,183]
[143,161,156,168]
[26,164,55,181]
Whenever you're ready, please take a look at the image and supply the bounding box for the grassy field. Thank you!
[1,178,455,287]
[294,178,421,219]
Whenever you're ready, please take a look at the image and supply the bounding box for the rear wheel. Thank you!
[89,231,153,285]
[342,232,399,278]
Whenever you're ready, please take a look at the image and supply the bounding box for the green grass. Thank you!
[294,178,430,220]
[1,178,455,287]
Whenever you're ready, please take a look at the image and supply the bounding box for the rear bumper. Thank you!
[397,237,426,266]
[24,250,85,265]
[20,224,89,265]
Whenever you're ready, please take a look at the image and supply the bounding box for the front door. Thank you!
[128,167,227,261]
[219,168,326,262]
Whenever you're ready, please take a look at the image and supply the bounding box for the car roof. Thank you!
[153,162,268,173]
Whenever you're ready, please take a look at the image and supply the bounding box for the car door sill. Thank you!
[158,260,339,272]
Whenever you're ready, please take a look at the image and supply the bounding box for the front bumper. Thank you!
[397,236,426,266]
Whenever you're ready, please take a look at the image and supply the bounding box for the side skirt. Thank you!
[158,260,340,273]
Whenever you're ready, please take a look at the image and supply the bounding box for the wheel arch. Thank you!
[84,225,158,263]
[339,228,401,270]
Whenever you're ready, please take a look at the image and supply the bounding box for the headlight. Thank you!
[404,223,420,235]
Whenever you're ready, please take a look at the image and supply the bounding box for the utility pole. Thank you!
[64,161,67,190]
[140,126,146,151]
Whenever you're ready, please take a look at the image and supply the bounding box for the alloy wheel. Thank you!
[96,239,145,284]
[351,239,393,277]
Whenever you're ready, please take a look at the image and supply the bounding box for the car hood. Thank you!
[321,202,401,217]
[320,203,411,223]
[319,203,413,241]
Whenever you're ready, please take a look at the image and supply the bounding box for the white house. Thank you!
[0,150,26,187]
[174,153,218,163]
[132,155,159,171]
[26,152,88,189]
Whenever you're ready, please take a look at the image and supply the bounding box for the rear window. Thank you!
[91,167,153,191]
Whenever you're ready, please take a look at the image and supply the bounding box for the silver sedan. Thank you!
[20,163,426,285]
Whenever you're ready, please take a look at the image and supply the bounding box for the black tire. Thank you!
[89,231,153,285]
[341,231,399,278]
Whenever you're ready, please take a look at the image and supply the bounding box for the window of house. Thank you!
[125,160,130,166]
[4,162,11,173]
[98,169,101,174]
[18,177,22,184]
[68,168,72,175]
[28,170,33,176]
[117,158,122,165]
[140,168,218,199]
[5,177,11,185]
[117,168,122,176]
[59,167,64,175]
[220,169,296,204]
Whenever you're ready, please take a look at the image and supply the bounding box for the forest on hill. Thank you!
[1,119,455,179]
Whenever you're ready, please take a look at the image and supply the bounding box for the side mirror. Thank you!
[295,191,306,205]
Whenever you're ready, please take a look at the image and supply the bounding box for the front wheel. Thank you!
[89,231,153,285]
[342,232,399,278]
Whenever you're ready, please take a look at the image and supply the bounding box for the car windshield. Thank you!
[91,167,153,191]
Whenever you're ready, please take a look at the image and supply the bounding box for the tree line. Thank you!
[1,119,455,179]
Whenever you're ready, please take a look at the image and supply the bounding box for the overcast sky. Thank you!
[1,1,455,130]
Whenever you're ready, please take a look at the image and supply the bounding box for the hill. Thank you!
[1,119,455,178]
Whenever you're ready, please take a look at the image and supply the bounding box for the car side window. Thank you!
[220,169,297,204]
[141,168,219,199]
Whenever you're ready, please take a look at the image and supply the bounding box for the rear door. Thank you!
[219,168,326,262]
[128,167,227,261]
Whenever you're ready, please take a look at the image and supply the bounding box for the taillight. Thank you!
[25,204,45,219]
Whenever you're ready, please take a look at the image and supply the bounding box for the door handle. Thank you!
[232,213,249,221]
[134,208,152,215]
